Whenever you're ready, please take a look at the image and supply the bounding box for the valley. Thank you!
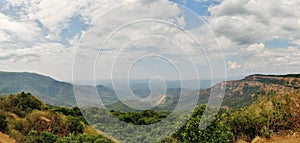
[1,71,300,142]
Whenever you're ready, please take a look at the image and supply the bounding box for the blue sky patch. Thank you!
[265,39,296,49]
[170,0,220,16]
[60,16,89,46]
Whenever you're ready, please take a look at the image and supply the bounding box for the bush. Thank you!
[56,133,113,143]
[174,106,234,143]
[0,112,8,132]
[9,129,25,143]
[25,130,58,143]
[4,92,44,117]
[66,116,84,135]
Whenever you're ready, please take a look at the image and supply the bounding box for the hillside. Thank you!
[1,71,300,110]
[0,72,75,106]
[0,72,186,109]
[0,92,114,143]
[1,73,300,142]
[0,72,117,107]
[199,74,300,108]
[108,73,300,111]
[83,88,300,142]
[0,132,15,143]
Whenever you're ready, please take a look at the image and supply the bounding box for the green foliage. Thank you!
[260,74,300,78]
[51,106,82,117]
[24,131,114,143]
[25,130,58,143]
[0,92,113,143]
[111,110,169,125]
[9,129,25,143]
[173,106,234,143]
[1,89,300,143]
[161,91,300,142]
[50,106,87,124]
[227,93,298,141]
[4,92,44,117]
[56,133,114,143]
[0,112,8,132]
[66,116,84,135]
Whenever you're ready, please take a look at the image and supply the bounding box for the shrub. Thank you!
[4,92,44,117]
[9,129,25,143]
[174,106,234,143]
[56,133,113,143]
[0,112,8,132]
[25,130,58,143]
[66,116,84,135]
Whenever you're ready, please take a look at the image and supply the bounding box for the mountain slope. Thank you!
[211,74,300,108]
[0,132,15,143]
[0,72,117,107]
[1,71,299,109]
[85,74,300,111]
[0,72,75,106]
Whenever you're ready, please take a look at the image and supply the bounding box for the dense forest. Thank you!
[1,90,300,142]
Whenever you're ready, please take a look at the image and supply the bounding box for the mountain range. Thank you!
[0,71,299,110]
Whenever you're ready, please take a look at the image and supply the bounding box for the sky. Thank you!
[0,0,300,83]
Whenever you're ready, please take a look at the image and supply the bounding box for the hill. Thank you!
[0,92,114,143]
[0,71,188,109]
[0,72,75,106]
[108,73,300,111]
[1,71,300,110]
[0,72,117,107]
[196,74,300,109]
[1,73,300,142]
[0,132,15,143]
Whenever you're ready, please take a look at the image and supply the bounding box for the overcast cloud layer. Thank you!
[0,0,299,81]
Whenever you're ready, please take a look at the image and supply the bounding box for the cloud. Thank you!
[0,0,299,80]
[0,12,42,42]
[208,0,300,45]
[227,61,241,70]
[0,42,74,81]
[227,44,300,75]
[199,0,300,77]
[268,47,300,67]
[76,1,185,53]
[73,0,208,80]
[240,43,265,58]
[0,31,11,42]
[292,39,300,45]
[0,52,40,63]
[194,0,222,3]
[26,0,81,34]
[0,42,72,63]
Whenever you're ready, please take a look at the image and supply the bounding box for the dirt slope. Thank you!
[0,132,15,143]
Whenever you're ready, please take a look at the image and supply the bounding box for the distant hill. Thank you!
[134,73,300,111]
[1,71,299,110]
[98,79,217,91]
[0,72,186,108]
[0,72,75,106]
[206,74,300,108]
[0,72,116,107]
